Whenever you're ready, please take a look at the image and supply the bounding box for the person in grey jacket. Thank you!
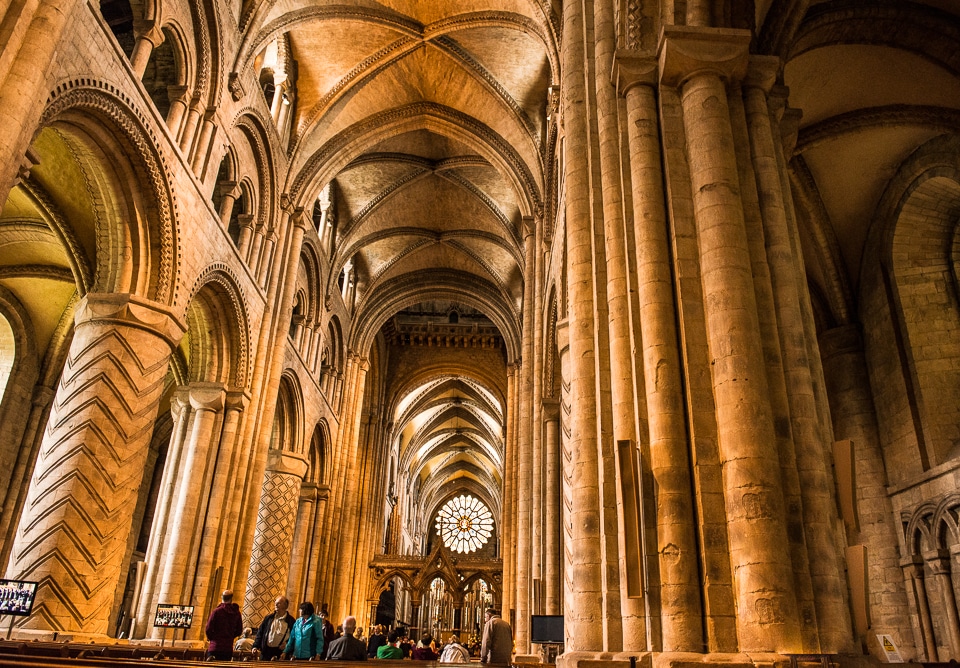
[480,609,513,664]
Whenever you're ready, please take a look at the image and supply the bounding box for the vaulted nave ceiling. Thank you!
[241,0,557,318]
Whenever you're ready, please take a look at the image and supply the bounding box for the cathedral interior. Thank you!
[0,0,959,665]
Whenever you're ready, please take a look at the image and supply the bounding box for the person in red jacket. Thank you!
[205,589,243,661]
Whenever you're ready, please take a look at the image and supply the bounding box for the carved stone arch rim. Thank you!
[861,134,960,294]
[233,111,280,233]
[38,79,178,305]
[368,569,415,601]
[183,264,252,388]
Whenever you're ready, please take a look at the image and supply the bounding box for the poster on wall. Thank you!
[0,580,38,616]
[154,604,194,629]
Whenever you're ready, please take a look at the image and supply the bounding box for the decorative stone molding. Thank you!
[613,51,657,96]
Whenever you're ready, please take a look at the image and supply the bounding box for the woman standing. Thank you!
[283,602,324,660]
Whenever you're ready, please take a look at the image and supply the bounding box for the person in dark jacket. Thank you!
[367,624,387,658]
[253,595,295,661]
[411,633,439,660]
[326,615,368,660]
[205,590,243,661]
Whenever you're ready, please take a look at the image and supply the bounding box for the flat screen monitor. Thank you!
[0,580,37,617]
[154,604,194,628]
[530,615,564,644]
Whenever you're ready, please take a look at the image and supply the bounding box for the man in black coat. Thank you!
[326,616,368,660]
[253,595,296,661]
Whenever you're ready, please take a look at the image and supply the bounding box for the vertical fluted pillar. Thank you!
[542,409,560,615]
[7,293,183,634]
[154,383,226,639]
[288,482,318,600]
[744,59,852,652]
[501,363,517,618]
[243,449,307,624]
[134,388,190,637]
[330,356,370,619]
[618,57,704,652]
[592,0,646,649]
[304,485,329,602]
[660,26,800,652]
[192,389,249,625]
[515,221,535,653]
[560,0,603,652]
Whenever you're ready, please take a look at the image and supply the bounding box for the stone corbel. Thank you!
[228,73,245,102]
[658,25,752,88]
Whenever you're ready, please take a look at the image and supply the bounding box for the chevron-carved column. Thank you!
[242,448,307,626]
[6,293,184,635]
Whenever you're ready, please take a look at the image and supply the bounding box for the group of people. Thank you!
[204,589,513,663]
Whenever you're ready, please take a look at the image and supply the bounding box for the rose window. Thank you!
[435,494,494,554]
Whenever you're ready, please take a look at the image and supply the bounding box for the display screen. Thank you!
[530,615,564,644]
[0,580,37,617]
[154,604,194,628]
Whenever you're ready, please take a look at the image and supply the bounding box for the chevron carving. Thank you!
[7,316,173,633]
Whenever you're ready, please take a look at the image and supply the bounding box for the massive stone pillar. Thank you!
[6,293,183,634]
[592,0,645,652]
[153,382,225,639]
[744,59,853,653]
[660,26,801,652]
[542,406,561,616]
[559,0,603,653]
[243,449,307,624]
[618,57,703,653]
[515,222,535,653]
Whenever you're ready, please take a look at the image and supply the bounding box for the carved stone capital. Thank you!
[613,51,657,97]
[166,85,190,105]
[266,448,309,479]
[225,388,251,412]
[132,19,164,46]
[186,382,227,412]
[75,293,186,350]
[658,25,751,88]
[744,55,781,93]
[237,213,256,230]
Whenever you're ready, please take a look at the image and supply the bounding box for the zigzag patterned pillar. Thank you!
[242,449,307,625]
[6,293,184,635]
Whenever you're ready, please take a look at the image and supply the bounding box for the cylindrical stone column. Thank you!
[902,560,937,660]
[243,449,308,625]
[191,389,248,627]
[217,181,240,226]
[134,388,190,638]
[6,293,184,634]
[927,554,960,658]
[661,27,800,652]
[622,67,703,652]
[165,86,190,137]
[744,62,852,652]
[154,382,226,638]
[560,0,603,651]
[501,363,517,618]
[304,485,329,602]
[515,221,535,653]
[542,411,560,615]
[287,482,318,599]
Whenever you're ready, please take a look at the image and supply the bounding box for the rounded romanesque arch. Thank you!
[37,80,178,304]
